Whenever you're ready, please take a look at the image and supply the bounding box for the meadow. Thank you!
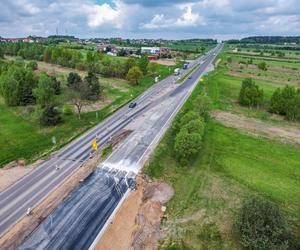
[144,44,300,249]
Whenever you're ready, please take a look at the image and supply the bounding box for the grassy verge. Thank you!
[144,68,300,249]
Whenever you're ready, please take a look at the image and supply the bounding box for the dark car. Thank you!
[188,76,192,79]
[129,102,137,108]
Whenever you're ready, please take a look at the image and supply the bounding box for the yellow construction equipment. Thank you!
[91,139,98,151]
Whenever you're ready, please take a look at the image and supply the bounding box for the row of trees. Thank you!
[270,85,300,121]
[0,60,61,107]
[173,94,211,165]
[238,78,300,121]
[0,42,156,81]
[0,62,38,106]
[0,61,102,125]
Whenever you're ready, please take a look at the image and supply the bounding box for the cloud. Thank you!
[0,0,299,39]
[123,0,200,7]
[142,4,203,29]
[83,1,124,28]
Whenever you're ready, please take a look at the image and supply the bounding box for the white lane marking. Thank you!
[0,159,82,232]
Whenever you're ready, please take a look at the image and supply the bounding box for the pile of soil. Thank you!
[97,177,174,250]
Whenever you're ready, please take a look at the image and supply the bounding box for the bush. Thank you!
[182,118,205,135]
[40,105,62,126]
[236,196,290,250]
[239,78,264,108]
[63,104,73,115]
[179,111,199,126]
[174,128,203,165]
[269,86,300,120]
[26,60,38,70]
[126,66,143,85]
[193,94,212,120]
[285,94,300,121]
[258,61,267,71]
[226,57,232,63]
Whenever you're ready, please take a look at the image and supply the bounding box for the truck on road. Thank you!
[174,68,180,76]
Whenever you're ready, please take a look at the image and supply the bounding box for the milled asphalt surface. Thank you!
[18,44,223,250]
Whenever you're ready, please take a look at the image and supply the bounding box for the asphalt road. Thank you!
[18,44,223,250]
[0,47,217,237]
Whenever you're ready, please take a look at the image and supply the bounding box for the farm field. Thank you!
[144,44,300,249]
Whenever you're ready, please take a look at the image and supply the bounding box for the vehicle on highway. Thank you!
[183,63,189,69]
[129,102,137,108]
[188,76,192,79]
[174,68,180,75]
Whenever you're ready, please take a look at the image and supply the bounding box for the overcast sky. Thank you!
[1,0,300,40]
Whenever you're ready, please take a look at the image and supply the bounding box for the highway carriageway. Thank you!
[0,50,213,237]
[18,44,223,250]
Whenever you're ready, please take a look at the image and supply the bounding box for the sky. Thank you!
[1,0,300,40]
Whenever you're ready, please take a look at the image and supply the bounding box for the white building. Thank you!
[141,47,160,54]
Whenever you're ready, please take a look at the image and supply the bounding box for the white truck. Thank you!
[174,68,180,76]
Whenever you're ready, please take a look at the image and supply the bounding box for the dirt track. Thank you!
[212,111,300,145]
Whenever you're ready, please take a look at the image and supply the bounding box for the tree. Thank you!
[43,47,52,63]
[179,111,199,127]
[34,74,62,125]
[257,61,267,71]
[172,110,199,133]
[0,65,37,106]
[67,72,82,89]
[182,118,205,135]
[0,47,4,59]
[269,86,297,116]
[39,105,62,126]
[239,78,264,107]
[51,76,61,95]
[193,95,212,120]
[68,86,87,119]
[236,196,290,250]
[138,54,149,75]
[226,57,232,63]
[0,74,19,106]
[125,57,137,73]
[82,71,101,101]
[33,73,55,108]
[19,69,37,105]
[174,128,203,165]
[269,88,285,115]
[147,62,159,76]
[126,66,143,85]
[285,93,300,121]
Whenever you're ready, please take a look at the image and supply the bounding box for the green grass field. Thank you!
[144,47,300,249]
[146,119,300,249]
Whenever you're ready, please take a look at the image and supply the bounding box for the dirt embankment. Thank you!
[155,59,176,66]
[97,176,174,250]
[212,111,300,145]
